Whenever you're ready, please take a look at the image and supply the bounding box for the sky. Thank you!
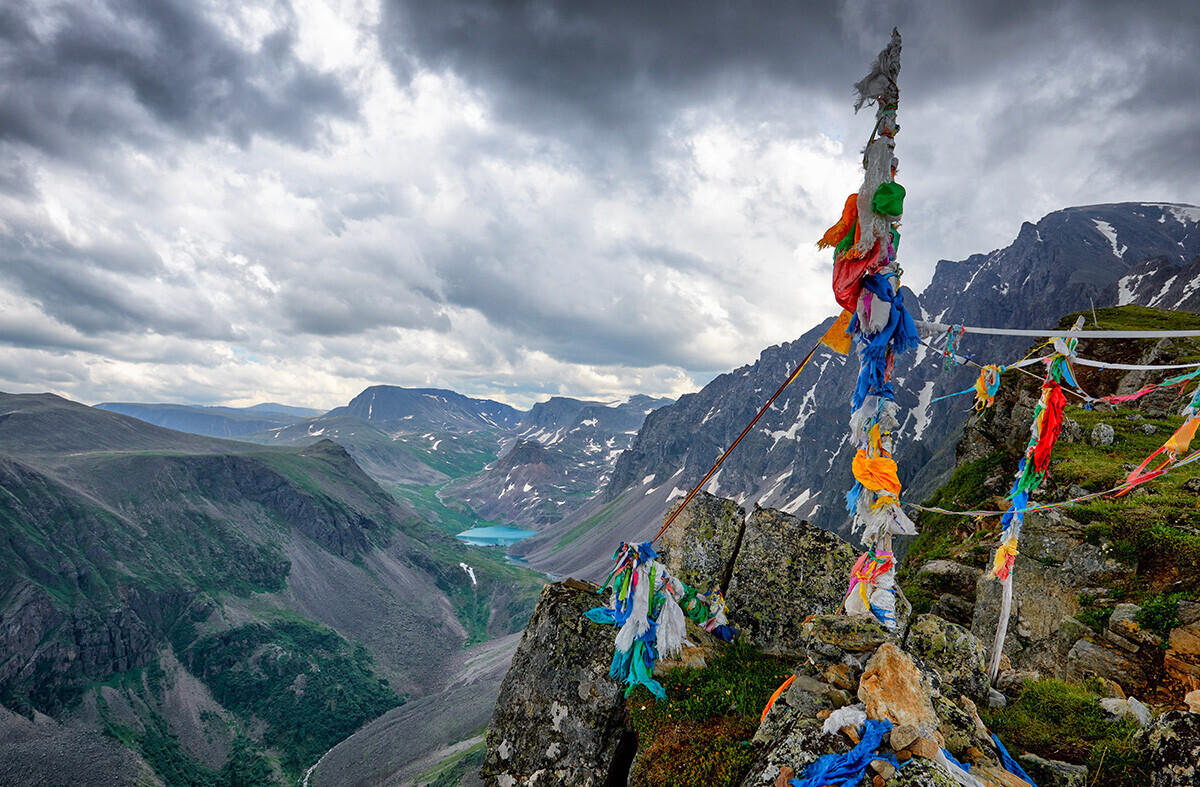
[1,0,1197,411]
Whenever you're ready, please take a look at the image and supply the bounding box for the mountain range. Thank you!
[512,202,1200,580]
[0,392,542,783]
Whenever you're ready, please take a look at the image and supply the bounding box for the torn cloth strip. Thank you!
[991,734,1037,786]
[788,719,898,787]
[586,540,734,699]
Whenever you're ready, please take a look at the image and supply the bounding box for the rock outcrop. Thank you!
[480,581,634,787]
[727,506,862,652]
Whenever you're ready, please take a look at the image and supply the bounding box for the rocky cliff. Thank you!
[479,305,1200,786]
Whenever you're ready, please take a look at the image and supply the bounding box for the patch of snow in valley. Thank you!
[912,381,936,440]
[642,474,655,485]
[757,468,794,507]
[523,483,532,492]
[459,563,477,585]
[1173,274,1200,308]
[704,469,722,495]
[580,418,598,427]
[1092,219,1127,258]
[780,488,813,514]
[667,487,687,501]
[1152,275,1179,307]
[1116,272,1146,306]
[1169,205,1200,225]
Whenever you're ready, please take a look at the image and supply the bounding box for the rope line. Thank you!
[902,448,1200,517]
[651,340,823,543]
[916,320,1200,339]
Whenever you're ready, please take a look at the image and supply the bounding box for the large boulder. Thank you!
[1065,639,1147,692]
[656,492,745,592]
[857,643,939,733]
[907,614,990,703]
[726,506,859,652]
[480,581,634,787]
[972,557,1080,659]
[1136,711,1200,787]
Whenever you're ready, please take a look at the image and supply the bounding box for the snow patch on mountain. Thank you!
[1093,219,1127,258]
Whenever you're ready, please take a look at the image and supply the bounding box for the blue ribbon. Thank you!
[790,719,899,787]
[991,733,1037,786]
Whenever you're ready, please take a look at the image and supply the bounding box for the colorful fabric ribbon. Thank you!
[974,365,1003,410]
[818,193,860,251]
[587,541,736,698]
[788,719,898,787]
[851,449,901,495]
[992,537,1018,581]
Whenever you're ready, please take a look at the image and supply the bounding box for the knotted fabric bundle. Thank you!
[833,241,886,312]
[870,181,905,216]
[852,449,901,495]
[586,541,735,698]
[850,273,919,411]
[974,365,1002,410]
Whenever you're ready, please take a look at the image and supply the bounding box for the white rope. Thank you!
[1071,357,1200,371]
[916,319,1200,340]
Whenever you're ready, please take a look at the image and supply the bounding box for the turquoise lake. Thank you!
[456,525,537,546]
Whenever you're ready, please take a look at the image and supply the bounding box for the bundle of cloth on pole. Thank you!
[584,541,735,699]
[987,330,1079,680]
[819,29,918,630]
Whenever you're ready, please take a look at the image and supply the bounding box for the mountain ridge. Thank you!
[514,202,1200,580]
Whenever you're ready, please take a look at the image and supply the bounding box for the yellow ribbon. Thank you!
[991,537,1019,578]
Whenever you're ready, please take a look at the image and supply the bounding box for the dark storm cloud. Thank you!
[379,0,853,153]
[380,0,1200,179]
[0,232,238,340]
[0,0,355,157]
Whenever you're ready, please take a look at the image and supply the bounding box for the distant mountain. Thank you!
[444,395,673,528]
[247,385,522,491]
[94,400,322,438]
[515,202,1200,579]
[0,392,542,783]
[247,387,672,535]
[330,385,522,431]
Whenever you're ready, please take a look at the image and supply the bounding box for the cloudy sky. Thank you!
[1,0,1197,411]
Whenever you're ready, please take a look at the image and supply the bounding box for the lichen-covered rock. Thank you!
[1090,422,1114,445]
[739,718,852,786]
[1107,603,1161,650]
[1065,639,1147,692]
[802,614,894,654]
[480,581,633,787]
[883,757,960,786]
[726,507,859,652]
[858,643,938,733]
[931,694,998,768]
[1010,616,1088,679]
[657,491,744,591]
[907,614,990,702]
[1017,753,1088,787]
[1061,542,1132,587]
[914,560,982,600]
[972,557,1079,659]
[930,593,975,629]
[1136,710,1200,786]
